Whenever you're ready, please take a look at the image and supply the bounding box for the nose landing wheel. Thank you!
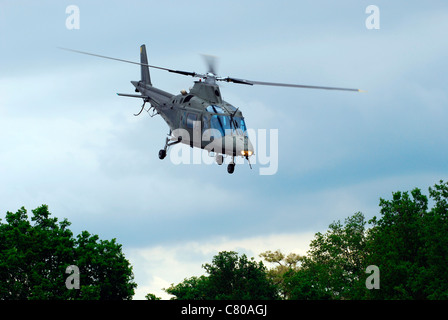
[158,149,167,160]
[227,157,235,174]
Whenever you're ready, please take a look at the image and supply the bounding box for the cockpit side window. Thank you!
[241,120,247,132]
[234,117,247,133]
[207,105,248,137]
[186,113,198,129]
[202,115,209,131]
[211,115,225,137]
[206,105,225,114]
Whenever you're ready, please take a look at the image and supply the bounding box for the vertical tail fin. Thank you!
[140,44,152,86]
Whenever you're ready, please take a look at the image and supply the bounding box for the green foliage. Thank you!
[284,212,368,300]
[73,231,136,300]
[145,293,162,300]
[0,205,137,300]
[164,251,279,300]
[259,250,302,299]
[284,180,448,300]
[165,275,211,300]
[366,181,448,299]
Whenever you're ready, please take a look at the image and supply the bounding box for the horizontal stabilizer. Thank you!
[117,93,149,99]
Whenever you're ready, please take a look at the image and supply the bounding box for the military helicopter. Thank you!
[61,45,362,174]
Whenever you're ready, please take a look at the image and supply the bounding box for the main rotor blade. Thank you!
[219,77,363,92]
[58,47,199,78]
[60,47,364,92]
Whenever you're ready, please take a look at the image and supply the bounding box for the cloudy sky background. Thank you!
[1,1,447,299]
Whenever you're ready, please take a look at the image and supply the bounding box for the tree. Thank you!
[281,181,448,300]
[425,181,448,298]
[366,181,448,299]
[73,231,136,300]
[259,250,302,299]
[284,212,368,299]
[164,251,279,300]
[164,275,211,300]
[284,258,333,300]
[0,205,136,300]
[145,293,162,300]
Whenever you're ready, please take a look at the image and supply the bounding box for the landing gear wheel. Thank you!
[158,149,167,160]
[227,163,235,174]
[216,155,224,165]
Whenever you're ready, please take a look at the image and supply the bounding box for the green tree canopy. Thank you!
[164,251,279,300]
[284,211,368,300]
[283,180,448,300]
[366,181,448,299]
[259,250,302,299]
[0,205,136,300]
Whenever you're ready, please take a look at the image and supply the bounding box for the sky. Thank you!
[1,1,447,299]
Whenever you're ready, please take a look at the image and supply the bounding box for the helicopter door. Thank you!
[186,112,201,147]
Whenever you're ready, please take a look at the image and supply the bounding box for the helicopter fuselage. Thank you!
[132,79,254,161]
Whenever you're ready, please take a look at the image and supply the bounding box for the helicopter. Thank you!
[61,45,363,174]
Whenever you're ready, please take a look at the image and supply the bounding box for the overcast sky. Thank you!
[1,0,447,299]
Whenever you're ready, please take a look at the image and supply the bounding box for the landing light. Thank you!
[241,150,253,157]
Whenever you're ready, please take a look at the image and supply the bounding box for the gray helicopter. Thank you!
[61,45,362,174]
